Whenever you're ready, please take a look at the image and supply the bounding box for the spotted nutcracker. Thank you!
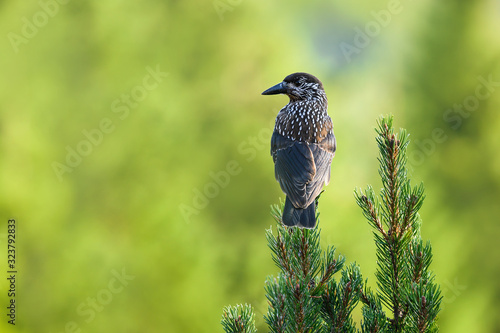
[262,73,336,228]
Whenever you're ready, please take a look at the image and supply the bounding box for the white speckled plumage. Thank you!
[263,72,337,228]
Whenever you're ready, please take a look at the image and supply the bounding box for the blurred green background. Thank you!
[1,0,499,332]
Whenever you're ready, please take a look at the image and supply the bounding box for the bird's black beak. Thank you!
[262,82,288,95]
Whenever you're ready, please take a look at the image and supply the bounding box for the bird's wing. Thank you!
[306,141,334,200]
[271,131,316,208]
[314,130,336,186]
[317,130,336,155]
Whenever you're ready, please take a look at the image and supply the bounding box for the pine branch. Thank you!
[265,205,335,332]
[355,116,442,332]
[321,263,363,333]
[222,304,257,333]
[404,240,442,333]
[222,115,441,333]
[314,246,345,294]
[360,286,388,333]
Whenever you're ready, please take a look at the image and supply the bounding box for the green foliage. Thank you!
[222,304,257,333]
[264,205,360,333]
[321,263,363,333]
[360,287,388,333]
[221,201,360,333]
[355,116,442,332]
[223,116,442,332]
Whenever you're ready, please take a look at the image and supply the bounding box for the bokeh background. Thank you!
[1,0,499,332]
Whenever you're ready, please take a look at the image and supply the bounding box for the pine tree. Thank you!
[222,116,441,332]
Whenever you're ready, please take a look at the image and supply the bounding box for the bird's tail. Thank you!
[282,197,316,228]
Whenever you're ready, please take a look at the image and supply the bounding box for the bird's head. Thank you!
[262,72,325,101]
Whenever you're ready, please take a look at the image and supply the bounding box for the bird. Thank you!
[262,72,336,228]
